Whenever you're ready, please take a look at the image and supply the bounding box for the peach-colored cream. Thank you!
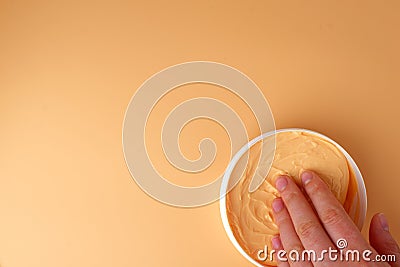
[226,131,350,266]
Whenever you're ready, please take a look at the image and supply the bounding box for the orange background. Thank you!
[1,1,399,266]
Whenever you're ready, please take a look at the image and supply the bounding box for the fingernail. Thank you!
[301,171,313,185]
[275,176,288,192]
[272,236,282,249]
[272,198,284,213]
[379,213,389,232]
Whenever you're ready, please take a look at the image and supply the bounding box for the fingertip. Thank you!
[300,171,313,185]
[369,213,392,246]
[300,170,329,190]
[370,213,390,234]
[275,175,289,192]
[271,235,282,250]
[378,213,389,232]
[369,213,400,258]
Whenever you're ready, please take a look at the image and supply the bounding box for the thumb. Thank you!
[369,213,400,266]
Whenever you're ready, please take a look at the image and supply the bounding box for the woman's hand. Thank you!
[271,171,400,266]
